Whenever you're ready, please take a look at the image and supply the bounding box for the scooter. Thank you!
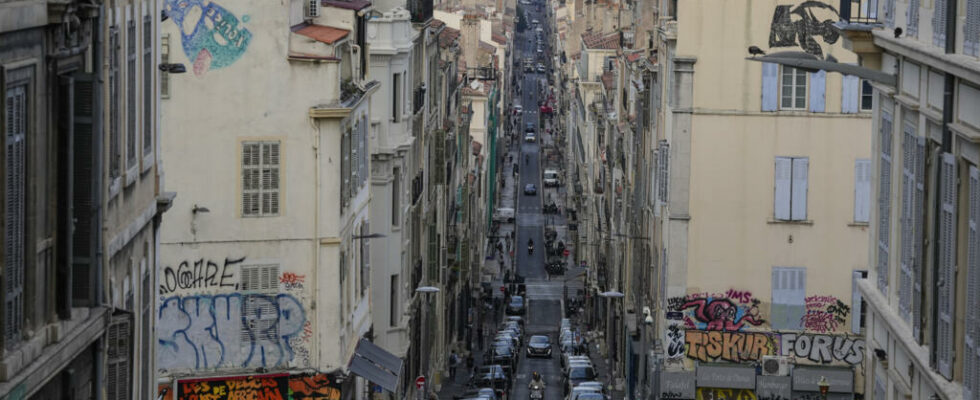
[528,244,534,255]
[529,384,544,400]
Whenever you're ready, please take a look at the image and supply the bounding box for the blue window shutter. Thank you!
[791,158,809,220]
[772,267,806,330]
[912,137,926,342]
[899,126,916,323]
[877,110,894,295]
[855,159,871,222]
[774,157,792,220]
[966,0,980,56]
[842,75,859,114]
[762,63,778,112]
[934,0,948,47]
[965,165,980,400]
[936,152,957,380]
[809,71,826,113]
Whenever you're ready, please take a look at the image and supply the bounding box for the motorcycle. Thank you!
[528,244,534,255]
[529,384,544,400]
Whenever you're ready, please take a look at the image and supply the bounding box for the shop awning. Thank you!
[348,339,403,392]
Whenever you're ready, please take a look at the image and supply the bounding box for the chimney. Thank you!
[462,14,481,73]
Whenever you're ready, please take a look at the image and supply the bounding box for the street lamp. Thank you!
[599,290,624,393]
[817,376,829,400]
[416,286,441,400]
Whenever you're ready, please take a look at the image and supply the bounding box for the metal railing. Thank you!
[839,0,879,24]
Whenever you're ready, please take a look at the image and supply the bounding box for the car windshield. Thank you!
[568,367,595,379]
[529,336,550,344]
[576,394,604,400]
[494,346,512,355]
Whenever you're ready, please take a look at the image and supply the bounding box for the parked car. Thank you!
[525,131,536,142]
[562,354,591,369]
[526,335,553,358]
[563,364,597,395]
[493,207,515,223]
[455,388,500,400]
[490,345,516,368]
[567,385,602,400]
[524,184,537,196]
[506,295,526,314]
[513,105,523,115]
[472,366,509,391]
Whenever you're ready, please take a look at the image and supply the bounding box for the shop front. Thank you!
[695,365,757,400]
[170,373,343,400]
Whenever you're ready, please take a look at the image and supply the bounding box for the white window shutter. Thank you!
[851,271,865,334]
[934,0,948,47]
[791,158,809,220]
[842,75,859,113]
[966,0,980,56]
[809,71,826,113]
[762,63,778,112]
[884,0,896,27]
[877,111,894,295]
[912,137,926,341]
[899,127,916,322]
[774,157,792,220]
[936,152,957,380]
[907,0,920,36]
[966,165,980,400]
[855,159,871,222]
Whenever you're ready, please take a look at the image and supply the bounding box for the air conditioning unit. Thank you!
[306,0,320,18]
[761,356,790,376]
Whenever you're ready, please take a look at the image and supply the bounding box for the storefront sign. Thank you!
[660,371,696,399]
[177,374,288,400]
[791,367,853,393]
[696,365,756,390]
[755,376,791,400]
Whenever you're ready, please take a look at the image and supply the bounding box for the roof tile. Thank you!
[293,23,350,44]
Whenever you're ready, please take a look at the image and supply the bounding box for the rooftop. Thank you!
[292,23,350,44]
[438,24,460,48]
[323,0,372,10]
[582,31,619,50]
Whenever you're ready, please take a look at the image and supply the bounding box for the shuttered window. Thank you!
[393,167,400,225]
[390,274,400,326]
[657,141,669,203]
[761,62,778,111]
[899,123,917,322]
[341,126,351,209]
[4,83,27,348]
[774,157,808,221]
[241,141,280,217]
[106,314,132,400]
[126,20,137,168]
[912,137,926,341]
[72,75,97,307]
[842,75,860,114]
[241,264,280,343]
[160,34,170,98]
[966,0,980,56]
[936,152,956,379]
[142,15,152,157]
[877,109,894,295]
[359,222,371,296]
[884,0,896,27]
[934,0,948,48]
[771,267,806,330]
[907,0,920,37]
[357,116,368,189]
[110,25,121,178]
[809,70,826,113]
[965,165,980,400]
[780,67,807,110]
[855,159,872,222]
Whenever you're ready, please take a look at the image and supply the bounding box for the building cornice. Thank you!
[872,30,980,84]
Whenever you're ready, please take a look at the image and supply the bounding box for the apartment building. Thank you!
[836,0,980,398]
[648,0,872,398]
[157,0,398,397]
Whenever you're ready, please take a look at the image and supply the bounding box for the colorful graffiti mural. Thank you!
[173,374,342,400]
[669,290,765,332]
[665,323,686,360]
[779,333,864,365]
[801,295,850,333]
[684,331,776,363]
[696,388,757,400]
[157,293,307,370]
[164,0,252,76]
[288,373,342,400]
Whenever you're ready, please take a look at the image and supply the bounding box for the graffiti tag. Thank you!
[159,257,244,294]
[288,373,342,400]
[696,388,757,400]
[684,331,775,363]
[679,297,765,332]
[280,272,306,290]
[178,375,287,400]
[779,333,864,365]
[158,293,307,370]
[665,323,685,359]
[801,295,850,333]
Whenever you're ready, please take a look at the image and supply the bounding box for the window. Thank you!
[907,0,920,37]
[161,34,170,98]
[106,314,132,400]
[357,116,368,189]
[966,0,980,56]
[390,274,399,326]
[934,0,948,48]
[935,152,957,379]
[883,0,895,27]
[127,20,137,169]
[393,167,401,225]
[393,73,402,122]
[877,107,894,295]
[851,271,868,334]
[339,251,347,320]
[854,159,871,223]
[657,140,669,203]
[4,83,27,348]
[142,15,153,157]
[241,264,280,344]
[110,25,122,178]
[140,268,152,398]
[241,141,281,217]
[861,80,873,110]
[359,222,370,297]
[780,66,807,110]
[773,157,809,221]
[771,267,806,330]
[899,122,922,325]
[341,126,351,208]
[966,165,980,400]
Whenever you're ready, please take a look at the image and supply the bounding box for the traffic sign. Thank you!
[416,376,426,390]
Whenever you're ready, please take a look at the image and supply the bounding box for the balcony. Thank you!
[838,0,879,24]
[409,0,433,24]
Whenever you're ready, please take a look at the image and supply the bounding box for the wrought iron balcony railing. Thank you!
[839,0,879,24]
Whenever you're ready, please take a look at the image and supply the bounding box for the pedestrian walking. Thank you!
[449,351,459,381]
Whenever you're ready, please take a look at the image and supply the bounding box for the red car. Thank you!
[539,105,553,114]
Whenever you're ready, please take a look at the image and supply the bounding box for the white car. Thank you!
[525,132,536,142]
[513,105,523,115]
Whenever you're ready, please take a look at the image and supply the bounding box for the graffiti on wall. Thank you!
[669,290,765,332]
[280,272,306,290]
[779,333,865,365]
[684,330,776,363]
[768,2,841,58]
[177,374,288,400]
[696,388,757,400]
[665,323,686,360]
[801,295,850,333]
[288,373,342,400]
[159,257,245,294]
[157,293,307,370]
[164,0,252,76]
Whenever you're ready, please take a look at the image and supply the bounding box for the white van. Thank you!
[494,207,515,223]
[543,169,559,187]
